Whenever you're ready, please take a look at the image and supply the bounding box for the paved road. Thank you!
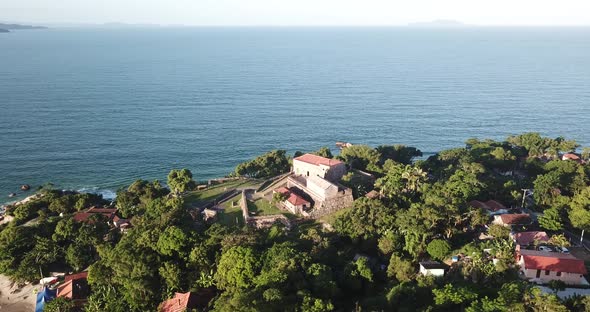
[564,229,590,251]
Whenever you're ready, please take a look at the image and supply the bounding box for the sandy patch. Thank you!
[0,275,37,312]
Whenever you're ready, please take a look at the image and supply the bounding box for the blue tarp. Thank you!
[35,287,56,312]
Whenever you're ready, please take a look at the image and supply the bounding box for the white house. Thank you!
[292,154,346,182]
[518,249,588,285]
[274,187,310,215]
[419,261,446,277]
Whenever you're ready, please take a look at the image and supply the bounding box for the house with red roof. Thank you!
[469,200,510,215]
[292,153,346,182]
[273,187,311,215]
[277,154,353,218]
[159,291,214,312]
[562,153,583,163]
[57,272,90,306]
[493,213,531,227]
[73,207,118,224]
[518,249,588,285]
[511,231,549,246]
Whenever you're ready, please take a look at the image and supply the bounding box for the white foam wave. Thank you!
[77,187,117,200]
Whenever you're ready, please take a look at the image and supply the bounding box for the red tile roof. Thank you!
[499,213,531,225]
[469,200,507,212]
[73,207,117,223]
[563,153,581,160]
[64,272,88,282]
[275,187,290,195]
[520,251,587,275]
[86,207,117,214]
[159,292,200,312]
[57,272,90,300]
[485,200,506,211]
[287,193,309,206]
[512,231,549,246]
[294,154,343,167]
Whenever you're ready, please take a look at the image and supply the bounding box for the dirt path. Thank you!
[0,275,37,312]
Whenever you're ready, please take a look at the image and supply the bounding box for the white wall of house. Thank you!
[492,215,505,226]
[419,266,445,277]
[284,200,306,215]
[307,176,339,200]
[292,159,346,182]
[519,259,585,285]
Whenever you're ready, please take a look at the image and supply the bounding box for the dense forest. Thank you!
[1,132,590,311]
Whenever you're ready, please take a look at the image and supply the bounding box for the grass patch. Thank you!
[184,179,261,208]
[247,198,283,216]
[218,194,245,227]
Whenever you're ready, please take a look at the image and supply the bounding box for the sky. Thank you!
[2,0,590,26]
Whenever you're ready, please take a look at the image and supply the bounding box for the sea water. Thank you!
[1,27,589,199]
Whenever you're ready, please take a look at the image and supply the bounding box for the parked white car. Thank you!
[538,246,553,252]
[555,246,570,254]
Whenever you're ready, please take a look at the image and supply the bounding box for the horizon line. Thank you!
[10,23,590,28]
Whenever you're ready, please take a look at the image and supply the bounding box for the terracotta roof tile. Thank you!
[275,187,290,195]
[159,292,199,312]
[520,251,587,274]
[294,154,343,167]
[512,231,549,246]
[563,153,581,160]
[73,207,117,223]
[287,193,309,206]
[469,200,506,212]
[57,272,90,300]
[500,214,531,225]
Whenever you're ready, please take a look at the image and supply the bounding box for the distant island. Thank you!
[0,28,8,33]
[408,19,467,27]
[0,23,47,30]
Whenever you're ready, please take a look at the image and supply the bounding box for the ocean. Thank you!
[1,27,589,201]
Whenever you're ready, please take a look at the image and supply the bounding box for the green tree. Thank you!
[159,261,183,292]
[548,234,571,247]
[156,226,188,257]
[85,284,126,312]
[488,224,510,239]
[215,246,259,289]
[548,280,567,295]
[52,217,78,243]
[569,187,590,232]
[234,150,290,178]
[301,296,334,312]
[427,239,451,260]
[538,207,564,231]
[395,204,441,256]
[31,236,60,279]
[376,144,423,165]
[334,198,395,240]
[44,297,76,312]
[167,168,196,194]
[272,192,288,205]
[387,254,415,282]
[433,284,478,307]
[66,242,94,272]
[338,145,380,172]
[375,162,427,202]
[313,147,333,159]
